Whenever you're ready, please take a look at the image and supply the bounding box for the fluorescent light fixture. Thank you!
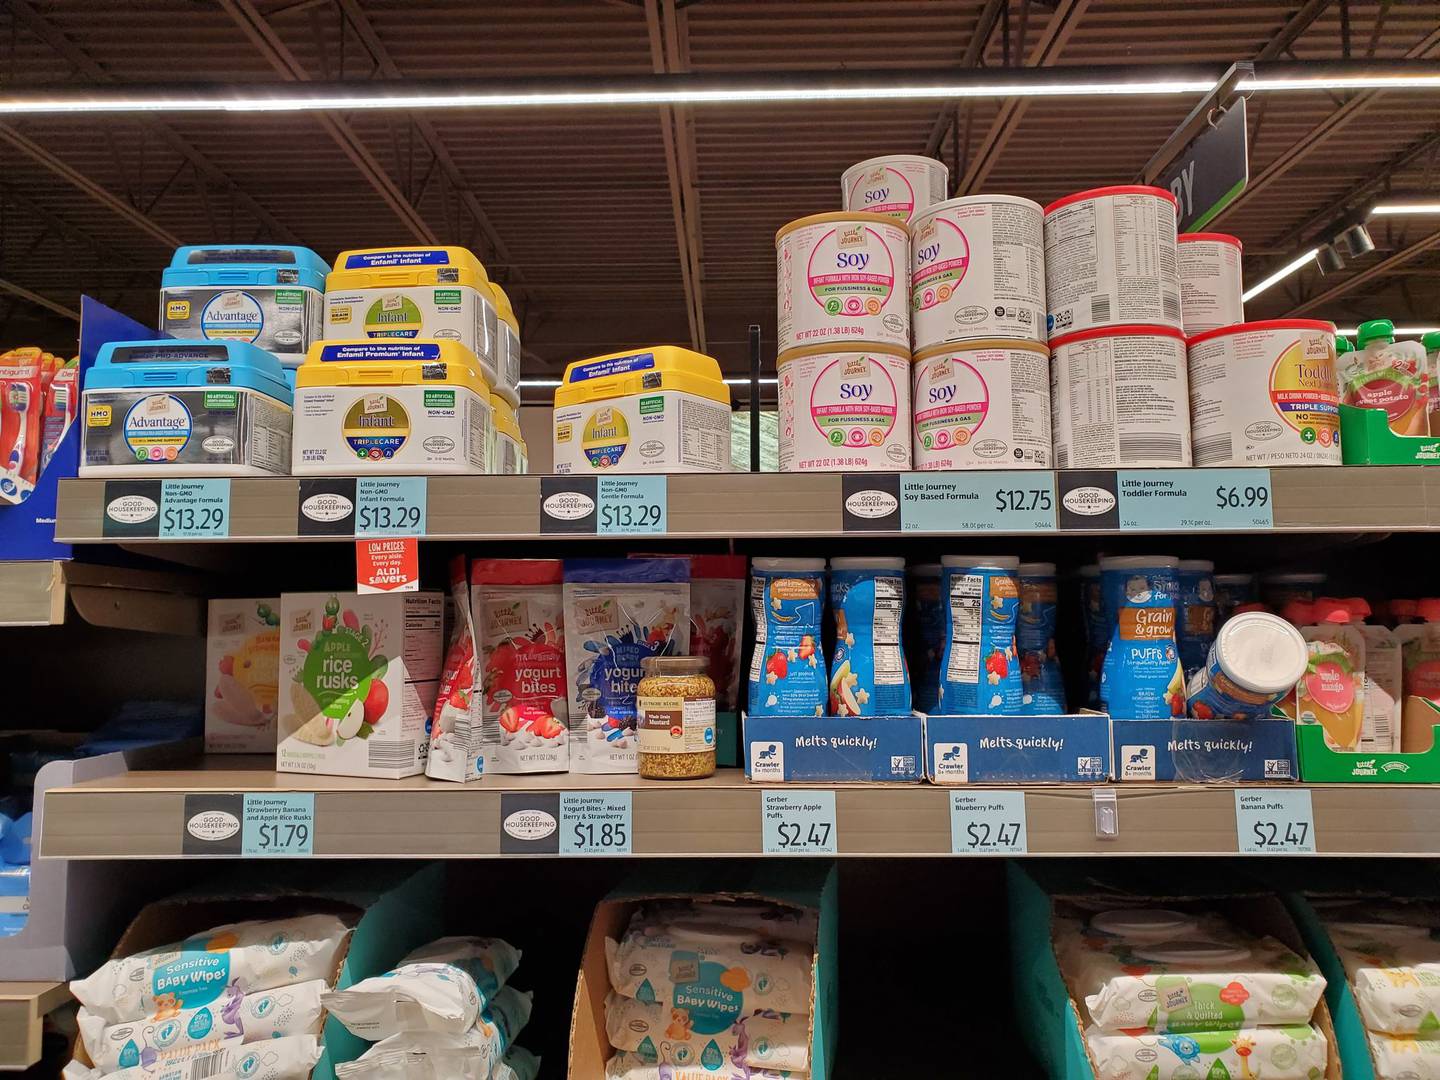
[1336,326,1440,336]
[1371,202,1440,215]
[516,379,561,388]
[518,377,778,387]
[725,378,779,386]
[1242,248,1321,303]
[1246,74,1440,91]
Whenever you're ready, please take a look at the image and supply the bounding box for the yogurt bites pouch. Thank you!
[563,559,690,773]
[828,557,910,716]
[1100,556,1186,719]
[939,556,1022,715]
[748,558,827,717]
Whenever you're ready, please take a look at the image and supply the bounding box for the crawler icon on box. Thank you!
[750,741,784,780]
[1120,745,1156,781]
[933,742,969,782]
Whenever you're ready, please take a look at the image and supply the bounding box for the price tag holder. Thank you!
[159,479,230,538]
[242,794,315,857]
[355,477,427,537]
[901,472,1055,533]
[597,476,667,535]
[559,792,632,855]
[1118,468,1273,531]
[1235,789,1315,854]
[949,791,1028,854]
[761,790,837,855]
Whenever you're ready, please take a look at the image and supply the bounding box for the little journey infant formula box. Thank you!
[160,244,329,366]
[80,339,293,477]
[552,346,732,473]
[292,340,491,474]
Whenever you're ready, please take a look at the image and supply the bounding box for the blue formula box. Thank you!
[743,713,925,782]
[925,713,1112,783]
[1111,717,1299,782]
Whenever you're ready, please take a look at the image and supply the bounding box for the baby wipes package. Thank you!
[563,559,690,774]
[605,993,810,1073]
[1087,1024,1328,1080]
[605,1052,797,1080]
[748,558,827,718]
[1369,1034,1440,1079]
[939,555,1022,715]
[1018,562,1065,714]
[334,989,532,1080]
[67,1035,320,1080]
[205,598,281,754]
[1100,555,1186,720]
[828,557,910,716]
[1327,919,1440,1035]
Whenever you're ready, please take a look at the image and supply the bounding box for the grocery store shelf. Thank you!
[0,981,68,1070]
[0,562,65,626]
[37,759,1440,859]
[0,561,205,633]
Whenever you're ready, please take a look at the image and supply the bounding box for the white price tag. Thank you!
[950,791,1028,854]
[1235,789,1315,854]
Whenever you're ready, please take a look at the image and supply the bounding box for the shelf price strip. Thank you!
[1234,789,1315,854]
[1117,468,1273,531]
[181,792,314,857]
[355,477,427,537]
[539,476,667,535]
[102,479,231,539]
[761,790,837,855]
[560,792,632,855]
[949,791,1028,854]
[902,473,1056,533]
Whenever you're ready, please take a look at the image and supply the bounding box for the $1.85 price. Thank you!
[571,820,627,850]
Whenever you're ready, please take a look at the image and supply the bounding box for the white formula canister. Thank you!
[777,345,912,471]
[841,155,949,226]
[1185,319,1341,467]
[1050,324,1192,468]
[1043,185,1181,339]
[911,195,1046,351]
[1178,232,1245,336]
[776,211,910,355]
[912,340,1051,469]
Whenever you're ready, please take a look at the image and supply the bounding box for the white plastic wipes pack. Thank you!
[333,1044,539,1080]
[334,986,533,1080]
[1370,1034,1440,1079]
[401,936,522,1003]
[68,1034,320,1080]
[1328,920,1440,1035]
[605,992,809,1073]
[1086,1024,1328,1080]
[604,1053,798,1080]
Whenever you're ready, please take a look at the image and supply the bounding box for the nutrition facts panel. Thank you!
[873,577,905,685]
[945,574,982,684]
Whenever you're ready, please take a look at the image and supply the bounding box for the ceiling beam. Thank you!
[1255,0,1335,61]
[0,278,80,322]
[1287,224,1440,315]
[923,0,1006,159]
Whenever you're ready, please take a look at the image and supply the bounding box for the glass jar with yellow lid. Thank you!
[636,656,716,780]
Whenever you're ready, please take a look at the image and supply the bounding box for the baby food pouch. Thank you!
[1017,562,1065,714]
[1186,611,1308,720]
[1398,601,1440,751]
[1086,1024,1328,1080]
[472,559,568,774]
[1177,560,1218,681]
[1345,319,1432,437]
[1080,564,1106,709]
[939,556,1021,715]
[1295,599,1367,751]
[1370,1034,1440,1079]
[1427,330,1440,436]
[564,559,690,773]
[828,557,910,716]
[906,564,944,713]
[428,557,480,783]
[604,1054,797,1080]
[688,556,746,712]
[1352,598,1401,753]
[1327,920,1440,1036]
[334,989,532,1080]
[748,558,827,718]
[605,993,809,1073]
[205,598,281,753]
[1212,573,1255,623]
[1099,556,1186,720]
[71,913,352,1025]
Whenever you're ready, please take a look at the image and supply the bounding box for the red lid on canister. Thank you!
[1179,232,1243,249]
[1044,185,1180,216]
[1186,319,1338,347]
[1049,323,1187,350]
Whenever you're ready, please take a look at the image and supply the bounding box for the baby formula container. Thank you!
[324,246,500,390]
[777,345,911,471]
[1043,185,1181,339]
[776,211,910,355]
[1177,559,1218,680]
[1080,563,1106,708]
[292,340,491,474]
[828,557,910,716]
[490,282,522,405]
[1099,555,1185,719]
[911,195,1046,350]
[80,340,292,477]
[1186,612,1309,720]
[1213,572,1255,622]
[907,563,944,713]
[1186,319,1341,466]
[160,245,329,367]
[748,558,827,717]
[913,340,1051,469]
[1263,571,1327,610]
[1177,232,1244,336]
[1017,561,1065,714]
[939,555,1022,715]
[552,346,731,474]
[489,392,527,474]
[841,154,949,226]
[1050,324,1192,468]
[1343,318,1432,437]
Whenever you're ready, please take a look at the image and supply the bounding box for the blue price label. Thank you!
[355,477,427,537]
[762,790,837,855]
[159,479,230,538]
[901,472,1055,532]
[950,791,1028,854]
[597,476,667,535]
[560,792,632,855]
[1117,468,1273,531]
[1235,789,1315,854]
[242,793,314,857]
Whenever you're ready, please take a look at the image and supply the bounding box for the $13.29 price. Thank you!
[599,502,663,531]
[162,505,224,533]
[357,503,423,533]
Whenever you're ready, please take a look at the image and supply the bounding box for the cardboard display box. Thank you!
[1111,717,1298,782]
[926,713,1112,784]
[743,713,924,782]
[1296,721,1440,783]
[1339,402,1440,465]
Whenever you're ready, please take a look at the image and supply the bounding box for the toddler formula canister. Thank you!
[1177,559,1218,680]
[939,555,1022,715]
[1262,571,1327,610]
[79,340,292,478]
[1187,611,1308,720]
[776,211,910,354]
[841,154,949,226]
[748,558,827,717]
[160,245,329,367]
[552,346,731,474]
[777,345,912,471]
[912,340,1051,469]
[828,557,910,716]
[1080,563,1106,708]
[910,195,1046,350]
[1050,324,1192,468]
[1099,555,1185,719]
[1043,185,1181,339]
[489,392,527,474]
[324,246,500,390]
[1186,319,1340,467]
[1213,572,1255,622]
[292,340,491,474]
[907,563,944,713]
[1177,232,1244,336]
[1018,561,1065,714]
[490,282,522,405]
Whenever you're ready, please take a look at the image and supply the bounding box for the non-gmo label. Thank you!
[355,476,426,537]
[597,475,666,535]
[638,395,665,416]
[422,389,456,409]
[159,478,230,539]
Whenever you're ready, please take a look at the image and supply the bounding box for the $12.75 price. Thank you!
[994,488,1052,513]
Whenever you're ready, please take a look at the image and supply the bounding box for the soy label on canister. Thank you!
[776,212,910,354]
[912,340,1051,469]
[778,345,911,471]
[841,154,949,226]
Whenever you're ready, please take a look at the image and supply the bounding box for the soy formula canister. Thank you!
[1177,232,1244,336]
[910,195,1046,350]
[912,340,1051,469]
[1185,319,1340,467]
[1049,324,1192,468]
[776,212,910,354]
[1043,185,1181,338]
[777,345,911,471]
[842,155,949,226]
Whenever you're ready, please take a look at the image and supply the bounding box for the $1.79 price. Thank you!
[251,822,309,851]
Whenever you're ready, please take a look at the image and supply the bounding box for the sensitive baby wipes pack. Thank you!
[205,598,281,754]
[604,1054,794,1080]
[65,1034,320,1080]
[1086,1024,1328,1080]
[605,993,809,1073]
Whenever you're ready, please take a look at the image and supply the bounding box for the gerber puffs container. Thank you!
[160,244,330,366]
[81,340,293,477]
[292,340,491,474]
[324,246,500,390]
[552,346,731,473]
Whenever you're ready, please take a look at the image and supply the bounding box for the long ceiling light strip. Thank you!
[1371,203,1440,215]
[1242,248,1321,303]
